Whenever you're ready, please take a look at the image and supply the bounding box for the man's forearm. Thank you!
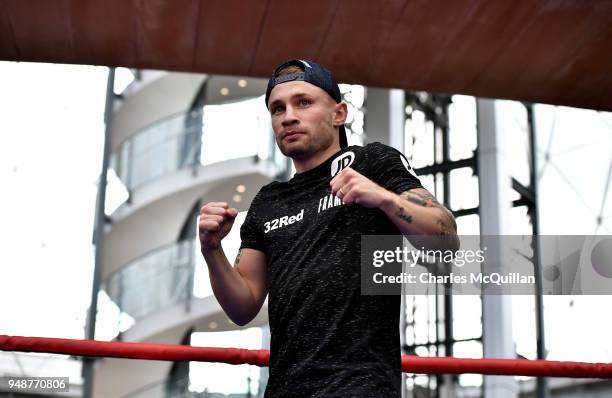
[379,189,459,251]
[202,248,260,326]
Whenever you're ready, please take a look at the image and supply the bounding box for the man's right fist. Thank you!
[198,202,238,252]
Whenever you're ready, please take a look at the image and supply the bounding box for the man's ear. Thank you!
[333,102,348,127]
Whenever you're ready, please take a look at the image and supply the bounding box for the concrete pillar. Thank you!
[476,98,519,398]
[364,88,405,151]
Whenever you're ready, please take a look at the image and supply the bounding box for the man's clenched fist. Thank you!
[198,202,238,252]
[330,167,392,208]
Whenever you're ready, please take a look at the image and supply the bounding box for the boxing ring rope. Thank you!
[2,335,612,379]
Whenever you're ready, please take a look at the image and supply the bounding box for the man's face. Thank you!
[267,81,339,159]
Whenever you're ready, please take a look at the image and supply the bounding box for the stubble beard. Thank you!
[278,131,334,160]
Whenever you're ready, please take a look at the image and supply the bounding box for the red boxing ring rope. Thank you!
[2,335,612,379]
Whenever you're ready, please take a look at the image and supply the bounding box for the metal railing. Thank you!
[103,239,197,320]
[110,101,286,191]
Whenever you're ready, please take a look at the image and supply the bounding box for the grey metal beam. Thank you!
[83,67,115,398]
[526,103,549,398]
[476,98,518,398]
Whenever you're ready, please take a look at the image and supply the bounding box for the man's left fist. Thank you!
[330,167,392,208]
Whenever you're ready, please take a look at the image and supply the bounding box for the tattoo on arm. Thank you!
[396,207,413,224]
[437,218,456,236]
[234,250,242,267]
[401,190,458,235]
[400,191,436,207]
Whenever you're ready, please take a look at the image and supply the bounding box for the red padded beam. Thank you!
[2,335,612,378]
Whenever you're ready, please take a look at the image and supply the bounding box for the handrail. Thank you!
[110,102,282,190]
[103,239,197,320]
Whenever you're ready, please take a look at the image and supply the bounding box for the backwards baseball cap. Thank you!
[265,59,348,148]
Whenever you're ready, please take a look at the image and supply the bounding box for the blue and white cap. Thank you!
[265,59,348,148]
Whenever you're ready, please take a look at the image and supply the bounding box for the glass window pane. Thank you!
[450,167,479,211]
[512,295,537,360]
[201,96,269,165]
[449,95,477,161]
[454,340,483,387]
[456,214,479,235]
[405,109,435,168]
[452,295,481,341]
[508,205,533,234]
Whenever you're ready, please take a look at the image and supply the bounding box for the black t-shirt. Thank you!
[240,142,422,397]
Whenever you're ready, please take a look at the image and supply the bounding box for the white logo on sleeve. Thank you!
[331,151,355,177]
[400,155,418,178]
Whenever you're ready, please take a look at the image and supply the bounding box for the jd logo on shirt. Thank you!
[264,209,304,234]
[330,151,355,177]
[399,154,418,178]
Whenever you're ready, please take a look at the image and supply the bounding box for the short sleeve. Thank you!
[239,190,267,254]
[367,142,422,194]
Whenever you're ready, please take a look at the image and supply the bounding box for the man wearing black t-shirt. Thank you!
[199,60,458,397]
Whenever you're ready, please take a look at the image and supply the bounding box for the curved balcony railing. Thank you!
[111,98,286,191]
[103,239,198,321]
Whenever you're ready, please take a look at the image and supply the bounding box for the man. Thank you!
[199,59,458,397]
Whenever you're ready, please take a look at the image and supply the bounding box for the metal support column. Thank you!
[438,96,455,398]
[476,98,518,398]
[526,103,549,398]
[83,67,115,398]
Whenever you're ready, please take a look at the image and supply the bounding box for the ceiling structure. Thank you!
[1,0,611,110]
